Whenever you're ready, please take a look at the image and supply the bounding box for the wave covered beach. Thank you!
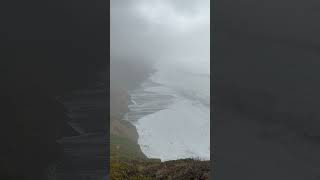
[124,59,210,161]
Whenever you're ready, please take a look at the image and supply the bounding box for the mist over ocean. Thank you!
[111,0,210,162]
[124,59,210,161]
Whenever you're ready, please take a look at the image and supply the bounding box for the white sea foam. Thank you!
[127,59,210,161]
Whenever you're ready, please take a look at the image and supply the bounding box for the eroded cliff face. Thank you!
[110,59,153,161]
[110,58,154,124]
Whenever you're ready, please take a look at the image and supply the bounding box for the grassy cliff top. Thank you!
[110,158,210,180]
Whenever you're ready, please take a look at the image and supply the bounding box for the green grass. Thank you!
[110,134,147,161]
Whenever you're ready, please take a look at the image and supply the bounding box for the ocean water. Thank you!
[124,59,210,161]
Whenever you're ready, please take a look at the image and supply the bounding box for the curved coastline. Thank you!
[124,62,210,161]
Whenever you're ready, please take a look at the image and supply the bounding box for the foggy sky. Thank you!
[111,0,210,64]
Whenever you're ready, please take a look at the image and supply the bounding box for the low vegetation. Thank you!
[110,134,147,161]
[110,158,210,180]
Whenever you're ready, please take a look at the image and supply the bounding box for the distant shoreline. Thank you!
[110,59,155,160]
